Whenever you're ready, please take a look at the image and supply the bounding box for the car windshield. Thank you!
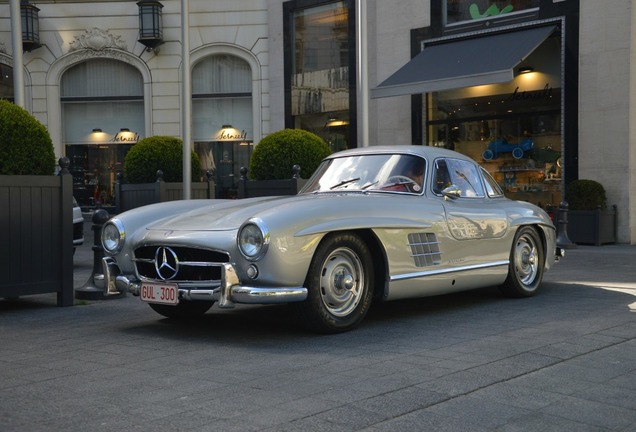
[300,154,426,194]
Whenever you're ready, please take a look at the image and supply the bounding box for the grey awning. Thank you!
[371,26,556,99]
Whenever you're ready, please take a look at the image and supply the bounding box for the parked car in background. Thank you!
[73,197,84,249]
[101,146,563,333]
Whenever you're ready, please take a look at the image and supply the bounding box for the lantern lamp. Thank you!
[137,1,164,52]
[21,0,41,52]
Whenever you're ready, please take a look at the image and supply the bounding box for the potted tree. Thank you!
[0,99,73,305]
[240,129,332,198]
[115,136,213,212]
[565,179,616,245]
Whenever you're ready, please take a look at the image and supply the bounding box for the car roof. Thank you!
[325,145,476,164]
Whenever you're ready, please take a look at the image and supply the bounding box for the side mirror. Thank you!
[442,184,462,200]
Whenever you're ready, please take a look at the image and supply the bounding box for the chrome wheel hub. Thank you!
[319,247,364,317]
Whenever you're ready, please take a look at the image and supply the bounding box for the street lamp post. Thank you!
[9,0,25,107]
[181,0,192,199]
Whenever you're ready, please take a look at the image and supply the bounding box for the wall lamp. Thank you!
[325,118,349,128]
[518,66,534,75]
[92,128,103,133]
[137,1,164,52]
[21,0,41,52]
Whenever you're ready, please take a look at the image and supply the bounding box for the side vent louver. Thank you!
[408,233,442,267]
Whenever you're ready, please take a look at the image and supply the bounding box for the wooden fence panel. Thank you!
[0,174,73,306]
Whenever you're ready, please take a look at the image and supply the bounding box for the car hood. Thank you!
[144,191,437,234]
[145,196,292,231]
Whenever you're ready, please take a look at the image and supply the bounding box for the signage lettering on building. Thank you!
[215,129,248,141]
[508,83,553,102]
[111,132,140,143]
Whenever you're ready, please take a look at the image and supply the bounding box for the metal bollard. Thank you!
[75,209,123,300]
[556,201,577,250]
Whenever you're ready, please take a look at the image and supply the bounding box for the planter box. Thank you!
[238,178,307,198]
[115,180,216,213]
[567,206,617,246]
[0,171,74,306]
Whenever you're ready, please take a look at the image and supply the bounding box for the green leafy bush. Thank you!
[565,179,607,210]
[124,136,201,183]
[249,129,331,180]
[0,99,55,175]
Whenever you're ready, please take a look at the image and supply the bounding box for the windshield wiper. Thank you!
[361,181,379,190]
[330,177,360,190]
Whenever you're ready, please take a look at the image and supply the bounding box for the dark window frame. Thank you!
[283,0,357,147]
[416,0,580,185]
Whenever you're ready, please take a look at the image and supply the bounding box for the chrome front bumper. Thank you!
[102,257,307,308]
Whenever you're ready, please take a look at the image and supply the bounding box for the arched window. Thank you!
[192,54,253,198]
[61,59,144,141]
[191,54,253,140]
[0,63,14,100]
[61,59,144,209]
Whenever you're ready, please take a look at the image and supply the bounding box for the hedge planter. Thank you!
[0,159,74,306]
[567,205,617,246]
[114,171,215,213]
[238,178,307,198]
[237,165,307,198]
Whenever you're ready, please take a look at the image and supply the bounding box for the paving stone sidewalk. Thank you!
[1,229,635,431]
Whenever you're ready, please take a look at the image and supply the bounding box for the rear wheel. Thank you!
[149,300,214,319]
[299,232,374,333]
[501,226,545,297]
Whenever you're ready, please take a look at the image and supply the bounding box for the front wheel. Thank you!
[299,232,374,333]
[500,226,545,297]
[149,300,214,319]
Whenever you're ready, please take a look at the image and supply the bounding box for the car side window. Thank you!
[433,159,452,195]
[481,167,504,197]
[435,158,485,198]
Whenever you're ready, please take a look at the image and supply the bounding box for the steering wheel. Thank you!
[385,175,416,186]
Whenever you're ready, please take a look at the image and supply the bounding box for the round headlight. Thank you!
[238,219,269,261]
[102,219,125,254]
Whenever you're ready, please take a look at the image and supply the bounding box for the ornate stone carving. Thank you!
[0,42,6,54]
[69,28,127,52]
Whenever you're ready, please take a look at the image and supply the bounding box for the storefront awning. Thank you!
[371,25,556,99]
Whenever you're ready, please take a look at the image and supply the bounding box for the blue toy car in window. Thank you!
[483,138,534,160]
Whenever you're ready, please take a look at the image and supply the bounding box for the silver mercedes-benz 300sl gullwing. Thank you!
[101,145,563,333]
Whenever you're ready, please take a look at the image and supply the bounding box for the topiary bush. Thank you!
[0,99,55,175]
[124,136,201,183]
[249,129,331,180]
[565,179,607,210]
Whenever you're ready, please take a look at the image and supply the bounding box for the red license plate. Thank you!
[140,281,179,305]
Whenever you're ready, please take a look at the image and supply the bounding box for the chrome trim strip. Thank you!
[219,263,240,308]
[230,286,307,304]
[103,258,308,306]
[391,260,509,281]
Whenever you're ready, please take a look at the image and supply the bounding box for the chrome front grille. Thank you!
[133,245,230,282]
[408,233,442,267]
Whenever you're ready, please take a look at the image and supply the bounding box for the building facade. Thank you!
[1,0,634,244]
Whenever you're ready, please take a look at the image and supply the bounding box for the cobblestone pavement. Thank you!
[1,222,635,431]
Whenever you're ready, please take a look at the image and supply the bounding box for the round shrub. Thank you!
[124,136,201,183]
[0,99,55,175]
[565,179,607,210]
[249,129,331,180]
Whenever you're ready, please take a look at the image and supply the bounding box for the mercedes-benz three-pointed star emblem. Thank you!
[154,246,179,280]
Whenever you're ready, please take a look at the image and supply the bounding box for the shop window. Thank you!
[444,0,539,26]
[0,63,13,100]
[285,0,354,151]
[61,59,144,209]
[192,54,253,198]
[426,34,562,210]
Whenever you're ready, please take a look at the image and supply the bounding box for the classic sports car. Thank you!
[101,146,563,333]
